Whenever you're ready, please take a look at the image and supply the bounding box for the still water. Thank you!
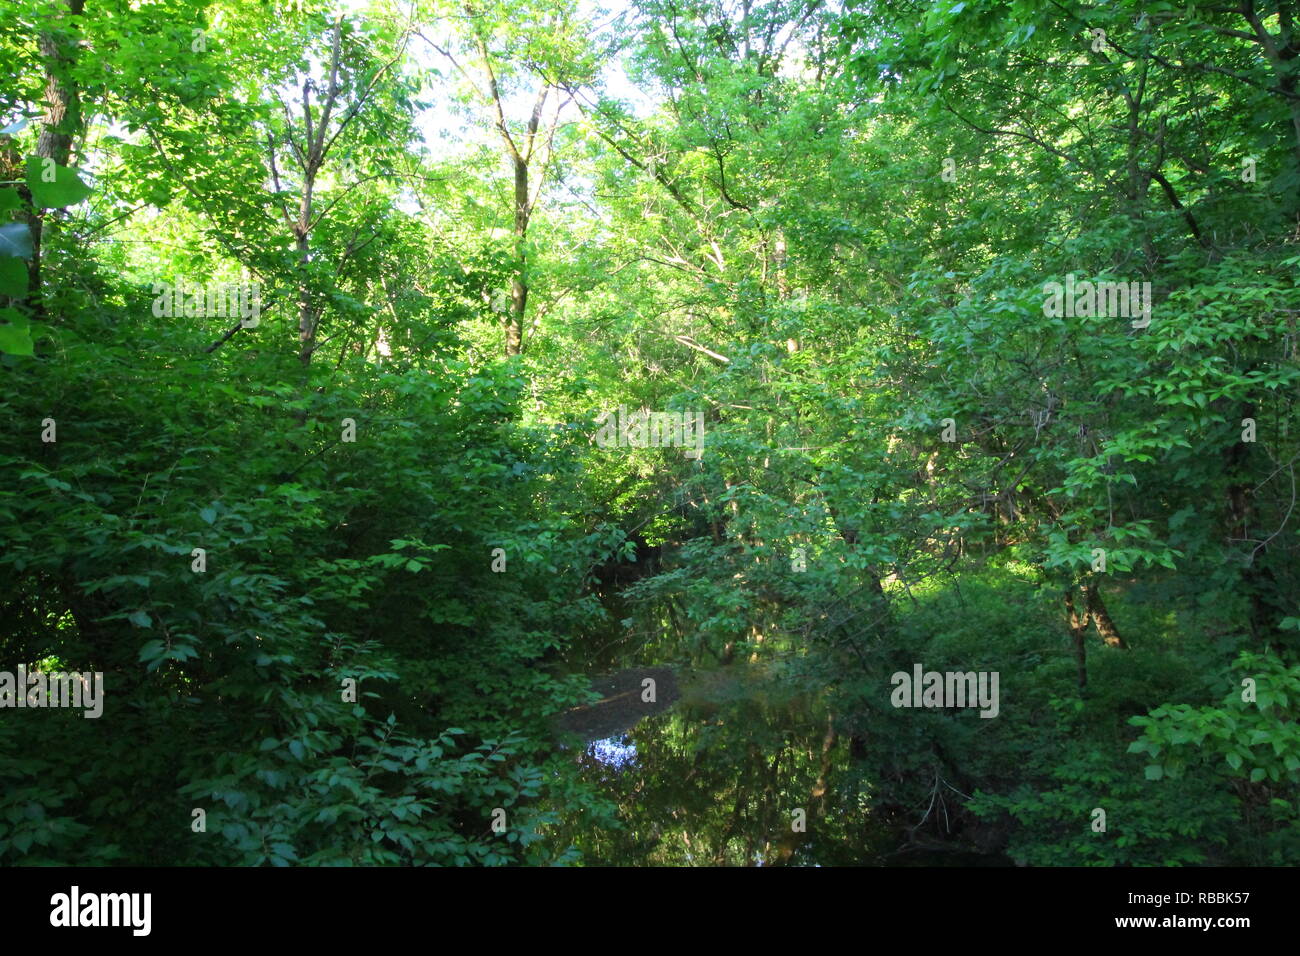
[539,590,1017,867]
[546,657,908,865]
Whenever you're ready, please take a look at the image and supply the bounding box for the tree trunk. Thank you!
[296,227,314,364]
[1064,586,1089,691]
[26,0,87,316]
[1082,583,1127,648]
[507,155,528,356]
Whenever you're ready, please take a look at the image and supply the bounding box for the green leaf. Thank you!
[1144,764,1164,780]
[0,223,33,258]
[128,610,152,628]
[137,640,165,663]
[26,156,93,209]
[0,310,33,356]
[0,258,27,296]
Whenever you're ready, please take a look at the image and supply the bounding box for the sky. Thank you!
[406,0,653,155]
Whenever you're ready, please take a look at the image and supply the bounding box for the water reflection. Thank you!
[547,660,894,865]
[587,735,638,770]
[544,593,1016,865]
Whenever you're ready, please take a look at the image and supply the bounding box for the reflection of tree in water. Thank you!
[548,663,891,866]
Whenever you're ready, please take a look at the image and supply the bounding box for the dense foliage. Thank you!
[1,0,1297,866]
